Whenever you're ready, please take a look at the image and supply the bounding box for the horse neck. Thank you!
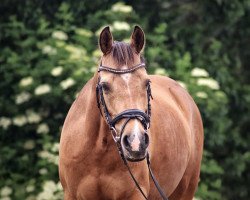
[85,72,111,148]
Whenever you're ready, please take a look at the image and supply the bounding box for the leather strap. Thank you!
[98,63,145,74]
[146,154,169,200]
[123,157,149,199]
[119,151,169,200]
[111,109,150,128]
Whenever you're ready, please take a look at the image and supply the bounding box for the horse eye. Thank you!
[101,82,110,92]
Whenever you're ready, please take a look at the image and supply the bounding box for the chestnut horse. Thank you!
[59,26,203,200]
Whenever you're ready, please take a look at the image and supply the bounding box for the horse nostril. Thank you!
[123,135,130,149]
[144,133,149,148]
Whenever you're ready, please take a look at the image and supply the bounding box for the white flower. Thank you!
[90,66,97,73]
[44,181,57,192]
[15,92,31,104]
[39,150,59,165]
[65,45,86,60]
[196,91,208,99]
[19,77,33,87]
[37,123,49,134]
[112,21,130,31]
[26,110,41,123]
[38,150,50,158]
[0,186,12,196]
[60,78,75,90]
[75,28,93,37]
[39,168,48,175]
[51,66,63,77]
[191,68,209,77]
[177,81,187,89]
[92,49,102,59]
[197,78,220,90]
[42,45,57,55]
[37,180,62,200]
[35,84,51,95]
[13,115,27,127]
[26,185,35,193]
[37,190,53,200]
[0,117,11,130]
[154,68,168,75]
[23,140,35,150]
[1,197,11,200]
[51,143,59,153]
[37,181,63,200]
[52,31,68,40]
[75,92,79,98]
[112,2,132,13]
[215,91,226,99]
[56,182,63,191]
[54,155,59,165]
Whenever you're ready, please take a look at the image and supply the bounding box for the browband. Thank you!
[98,63,145,74]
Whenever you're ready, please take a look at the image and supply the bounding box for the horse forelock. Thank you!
[111,41,142,68]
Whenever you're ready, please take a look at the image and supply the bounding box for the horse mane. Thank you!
[111,41,144,68]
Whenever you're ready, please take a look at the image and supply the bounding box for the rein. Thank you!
[96,62,168,200]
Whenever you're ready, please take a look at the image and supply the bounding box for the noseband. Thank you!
[96,62,168,200]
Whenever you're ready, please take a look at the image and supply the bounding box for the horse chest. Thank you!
[72,144,133,200]
[76,169,134,200]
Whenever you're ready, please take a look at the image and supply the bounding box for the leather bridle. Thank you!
[96,61,168,200]
[96,62,152,145]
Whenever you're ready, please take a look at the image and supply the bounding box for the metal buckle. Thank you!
[110,127,120,142]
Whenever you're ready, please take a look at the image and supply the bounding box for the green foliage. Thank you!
[0,0,250,199]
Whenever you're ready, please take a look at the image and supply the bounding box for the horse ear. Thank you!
[130,25,145,54]
[99,26,113,55]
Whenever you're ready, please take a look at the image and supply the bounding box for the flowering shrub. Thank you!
[1,1,249,200]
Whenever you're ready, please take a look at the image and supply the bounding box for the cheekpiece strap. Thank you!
[98,63,145,74]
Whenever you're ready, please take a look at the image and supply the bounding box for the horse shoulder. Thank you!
[150,75,202,132]
[59,77,98,163]
[149,75,203,198]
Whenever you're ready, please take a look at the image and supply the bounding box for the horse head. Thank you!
[97,26,151,162]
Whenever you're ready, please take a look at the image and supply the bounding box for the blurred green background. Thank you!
[0,0,250,199]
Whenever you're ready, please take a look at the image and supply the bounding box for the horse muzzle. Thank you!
[122,131,149,162]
